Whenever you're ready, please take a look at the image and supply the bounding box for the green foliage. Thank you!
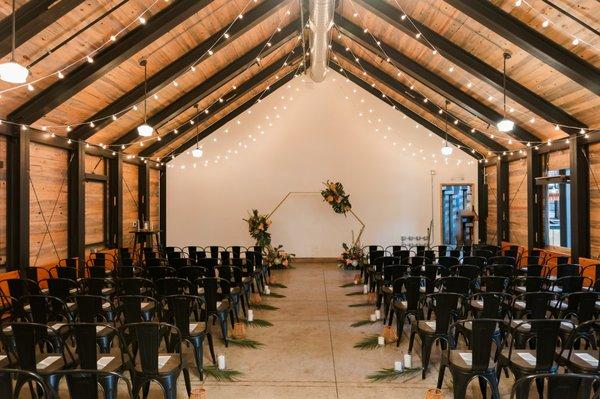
[265,292,286,298]
[321,180,352,215]
[366,367,421,382]
[350,319,378,327]
[244,318,273,328]
[270,283,287,289]
[345,291,363,296]
[243,209,271,246]
[203,365,243,381]
[250,303,279,311]
[353,335,381,350]
[348,303,372,307]
[227,338,264,349]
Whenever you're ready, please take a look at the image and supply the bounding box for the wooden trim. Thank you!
[85,173,108,182]
[108,153,123,248]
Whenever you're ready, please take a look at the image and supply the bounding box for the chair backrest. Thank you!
[451,265,480,280]
[44,277,78,301]
[490,256,516,267]
[472,292,510,319]
[478,276,509,293]
[554,276,591,294]
[525,264,544,277]
[486,264,514,278]
[392,277,423,312]
[510,373,600,399]
[561,320,600,372]
[164,295,207,339]
[169,257,190,270]
[461,256,486,268]
[70,323,120,369]
[120,322,181,374]
[517,292,556,319]
[20,267,51,283]
[75,295,112,323]
[472,249,493,260]
[114,265,137,278]
[197,277,231,312]
[0,369,52,399]
[116,277,153,295]
[116,295,157,324]
[553,264,582,279]
[437,276,471,296]
[145,266,175,281]
[53,265,78,280]
[460,319,505,371]
[3,278,40,300]
[561,292,599,324]
[425,293,462,334]
[19,294,70,324]
[53,369,134,399]
[155,277,191,298]
[79,278,113,296]
[382,265,408,282]
[1,322,66,372]
[437,256,460,269]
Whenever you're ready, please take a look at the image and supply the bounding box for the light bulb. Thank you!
[497,118,515,132]
[137,123,154,137]
[192,147,203,158]
[0,61,29,84]
[441,145,453,156]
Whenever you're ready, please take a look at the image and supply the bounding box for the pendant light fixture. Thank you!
[137,59,153,137]
[191,104,203,158]
[496,52,515,133]
[441,100,453,156]
[0,0,29,84]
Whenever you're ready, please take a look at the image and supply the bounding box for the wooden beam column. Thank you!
[478,164,487,243]
[570,136,590,262]
[496,159,509,246]
[7,126,30,270]
[160,168,167,248]
[138,163,150,226]
[108,153,123,248]
[526,148,543,251]
[68,142,85,269]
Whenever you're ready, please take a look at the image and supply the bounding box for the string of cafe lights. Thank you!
[165,57,306,170]
[334,21,600,157]
[0,0,293,137]
[0,0,298,166]
[344,0,599,136]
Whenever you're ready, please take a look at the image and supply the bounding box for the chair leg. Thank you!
[183,368,192,397]
[396,311,406,347]
[437,363,446,389]
[408,328,416,353]
[420,335,435,379]
[478,376,488,399]
[218,312,229,346]
[448,369,470,399]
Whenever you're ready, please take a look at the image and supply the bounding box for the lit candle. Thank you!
[247,310,254,322]
[217,354,226,370]
[264,285,270,295]
[394,361,404,372]
[378,336,385,346]
[363,284,368,294]
[370,313,376,322]
[404,353,412,368]
[375,309,381,320]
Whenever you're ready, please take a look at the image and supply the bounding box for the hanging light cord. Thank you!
[195,104,200,148]
[502,53,508,118]
[445,101,449,145]
[10,0,16,61]
[143,61,148,124]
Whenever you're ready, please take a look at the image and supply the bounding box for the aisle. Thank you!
[200,262,453,398]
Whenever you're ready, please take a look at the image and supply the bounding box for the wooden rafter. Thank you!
[8,0,216,125]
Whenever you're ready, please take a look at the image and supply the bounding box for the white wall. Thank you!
[167,73,478,257]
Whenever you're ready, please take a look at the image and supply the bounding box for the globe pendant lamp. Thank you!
[137,60,153,137]
[191,104,203,158]
[441,100,453,156]
[0,0,29,84]
[496,52,514,133]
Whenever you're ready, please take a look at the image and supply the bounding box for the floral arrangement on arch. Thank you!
[244,209,272,247]
[321,180,352,215]
[263,244,295,269]
[338,241,365,270]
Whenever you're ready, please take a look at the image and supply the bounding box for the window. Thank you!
[441,184,473,245]
[544,169,571,248]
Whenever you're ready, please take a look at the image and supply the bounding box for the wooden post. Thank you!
[570,136,590,262]
[68,141,85,271]
[108,153,123,248]
[496,159,509,246]
[138,163,150,224]
[477,164,487,243]
[526,148,542,252]
[160,167,167,248]
[7,126,30,270]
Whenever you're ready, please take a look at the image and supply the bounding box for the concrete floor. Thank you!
[48,262,520,398]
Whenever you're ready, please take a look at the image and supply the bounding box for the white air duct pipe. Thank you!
[308,0,335,82]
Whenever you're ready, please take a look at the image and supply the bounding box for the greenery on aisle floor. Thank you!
[339,282,357,288]
[269,282,287,289]
[367,367,421,382]
[338,241,365,269]
[321,180,352,215]
[348,302,372,307]
[244,209,272,246]
[264,292,286,298]
[345,291,363,296]
[227,338,265,349]
[350,319,379,327]
[250,303,279,311]
[203,365,243,381]
[353,335,381,350]
[244,318,273,328]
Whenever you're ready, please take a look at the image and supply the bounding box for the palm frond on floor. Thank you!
[227,338,265,349]
[366,367,421,382]
[348,302,372,307]
[350,319,378,327]
[353,335,381,350]
[244,318,273,328]
[345,291,363,296]
[203,365,243,381]
[250,303,279,311]
[339,283,357,288]
[265,292,286,298]
[269,283,287,289]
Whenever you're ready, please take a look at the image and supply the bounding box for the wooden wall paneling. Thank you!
[122,162,139,247]
[545,149,571,172]
[85,181,105,247]
[0,136,6,267]
[149,168,160,232]
[588,143,600,260]
[85,154,105,175]
[486,165,497,244]
[29,142,69,267]
[508,158,528,247]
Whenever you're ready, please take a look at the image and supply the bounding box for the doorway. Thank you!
[441,184,472,246]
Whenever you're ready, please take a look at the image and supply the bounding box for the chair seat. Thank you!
[448,350,495,371]
[559,350,598,372]
[381,286,393,295]
[549,299,568,310]
[95,355,122,372]
[513,301,526,310]
[133,354,180,374]
[392,301,408,310]
[188,322,207,336]
[36,353,66,373]
[230,287,241,295]
[510,319,573,332]
[417,320,438,333]
[469,300,484,310]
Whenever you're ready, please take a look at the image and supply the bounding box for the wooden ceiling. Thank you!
[0,0,597,160]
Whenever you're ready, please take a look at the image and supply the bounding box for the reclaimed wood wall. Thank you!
[508,159,528,247]
[29,143,68,267]
[122,163,139,247]
[150,168,160,232]
[485,165,497,244]
[85,155,106,248]
[0,136,6,267]
[588,143,600,260]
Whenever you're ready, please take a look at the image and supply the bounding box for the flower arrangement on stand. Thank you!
[263,244,295,269]
[321,180,352,215]
[338,241,365,270]
[244,209,272,247]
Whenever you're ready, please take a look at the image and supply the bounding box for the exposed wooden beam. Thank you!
[6,125,29,270]
[354,0,587,134]
[69,0,287,141]
[334,15,540,144]
[526,148,542,251]
[442,0,600,96]
[140,50,302,158]
[9,0,215,124]
[169,67,298,158]
[334,63,482,159]
[0,0,86,59]
[478,164,487,243]
[108,153,123,248]
[496,159,509,245]
[332,45,507,153]
[112,21,300,146]
[138,163,150,227]
[68,141,85,263]
[570,137,590,261]
[159,169,166,248]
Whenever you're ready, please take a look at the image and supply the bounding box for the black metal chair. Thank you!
[387,276,425,345]
[197,277,234,346]
[51,369,134,399]
[510,373,600,399]
[438,318,507,399]
[0,368,52,399]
